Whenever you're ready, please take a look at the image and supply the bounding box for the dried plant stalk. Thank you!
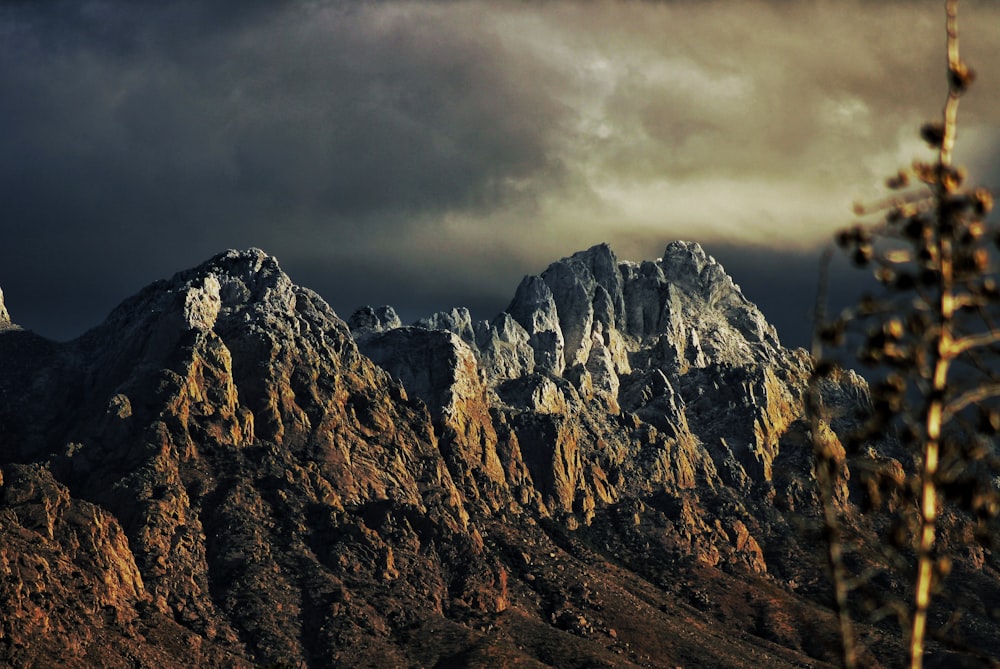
[810,2,999,668]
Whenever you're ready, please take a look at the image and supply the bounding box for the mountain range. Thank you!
[1,242,997,668]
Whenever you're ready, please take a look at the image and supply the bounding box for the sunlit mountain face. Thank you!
[1,242,999,667]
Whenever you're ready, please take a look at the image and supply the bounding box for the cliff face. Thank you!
[0,250,493,667]
[0,244,995,668]
[356,242,826,520]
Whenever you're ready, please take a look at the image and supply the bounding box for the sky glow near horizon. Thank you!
[1,0,999,347]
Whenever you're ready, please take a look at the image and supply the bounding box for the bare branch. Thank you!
[946,329,1000,357]
[942,382,1000,424]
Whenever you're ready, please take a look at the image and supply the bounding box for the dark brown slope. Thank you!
[0,250,492,666]
[0,246,996,668]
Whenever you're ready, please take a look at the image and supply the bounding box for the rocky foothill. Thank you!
[1,243,998,667]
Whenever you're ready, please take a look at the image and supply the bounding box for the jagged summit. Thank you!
[346,241,823,496]
[351,241,783,400]
[72,248,357,384]
[83,248,310,337]
[347,304,403,341]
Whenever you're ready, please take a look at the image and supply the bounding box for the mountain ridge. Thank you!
[0,243,996,667]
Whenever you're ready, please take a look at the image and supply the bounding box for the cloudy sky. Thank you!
[2,0,999,348]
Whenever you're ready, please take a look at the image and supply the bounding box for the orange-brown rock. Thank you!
[0,245,997,668]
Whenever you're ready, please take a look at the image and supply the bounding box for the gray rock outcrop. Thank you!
[347,304,402,341]
[357,241,809,498]
[415,307,476,346]
[508,275,566,375]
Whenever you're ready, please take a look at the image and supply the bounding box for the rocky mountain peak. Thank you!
[343,244,792,447]
[507,275,565,375]
[415,307,476,346]
[656,241,778,348]
[80,248,295,341]
[173,247,298,327]
[348,304,402,341]
[346,242,814,502]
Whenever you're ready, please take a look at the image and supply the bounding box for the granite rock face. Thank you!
[1,250,492,667]
[355,326,508,513]
[358,242,809,500]
[344,242,855,582]
[346,304,402,341]
[1,244,997,668]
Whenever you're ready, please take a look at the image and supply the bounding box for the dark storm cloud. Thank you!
[0,0,573,338]
[1,1,565,219]
[1,0,999,347]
